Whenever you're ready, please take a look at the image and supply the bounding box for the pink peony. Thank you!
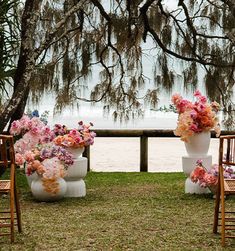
[15,153,25,166]
[24,151,35,162]
[10,120,21,135]
[189,124,199,132]
[203,173,218,186]
[190,166,206,182]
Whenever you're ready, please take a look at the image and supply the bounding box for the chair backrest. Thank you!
[219,135,235,167]
[0,135,15,177]
[218,135,235,193]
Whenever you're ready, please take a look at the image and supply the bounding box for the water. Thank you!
[33,91,179,129]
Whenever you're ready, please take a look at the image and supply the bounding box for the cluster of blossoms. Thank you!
[14,144,72,195]
[10,115,54,151]
[15,143,73,179]
[53,124,68,136]
[10,113,96,194]
[171,90,220,142]
[190,160,235,191]
[53,121,96,148]
[10,114,51,136]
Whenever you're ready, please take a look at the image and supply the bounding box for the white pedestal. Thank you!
[185,178,210,194]
[182,155,212,194]
[64,157,87,197]
[65,180,86,197]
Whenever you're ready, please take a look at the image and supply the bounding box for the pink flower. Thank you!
[189,124,199,132]
[190,161,234,191]
[199,95,207,103]
[15,153,25,165]
[196,159,203,165]
[31,127,40,135]
[190,166,206,182]
[190,110,197,119]
[10,121,21,135]
[69,129,80,137]
[203,173,218,186]
[194,90,202,97]
[24,151,35,162]
[172,90,220,142]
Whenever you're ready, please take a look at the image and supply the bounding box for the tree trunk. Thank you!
[7,86,30,132]
[0,0,39,133]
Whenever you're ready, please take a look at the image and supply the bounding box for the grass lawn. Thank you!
[1,170,235,250]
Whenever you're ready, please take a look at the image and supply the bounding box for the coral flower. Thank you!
[190,160,234,192]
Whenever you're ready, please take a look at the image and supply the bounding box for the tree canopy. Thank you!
[0,0,235,132]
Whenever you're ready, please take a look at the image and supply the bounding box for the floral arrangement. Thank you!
[10,113,95,195]
[10,114,54,151]
[190,160,235,192]
[53,121,96,148]
[171,90,220,142]
[15,143,74,194]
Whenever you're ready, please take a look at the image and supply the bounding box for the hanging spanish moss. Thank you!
[0,0,235,132]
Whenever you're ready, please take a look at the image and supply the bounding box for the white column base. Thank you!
[64,179,86,197]
[185,178,210,194]
[182,155,212,194]
[64,157,87,197]
[182,155,212,176]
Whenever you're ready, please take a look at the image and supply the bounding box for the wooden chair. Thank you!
[213,135,235,246]
[0,135,22,242]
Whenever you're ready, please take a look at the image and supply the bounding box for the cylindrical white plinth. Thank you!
[65,180,86,197]
[65,157,88,181]
[31,177,67,202]
[182,155,212,176]
[64,157,87,197]
[185,178,210,194]
[182,155,212,194]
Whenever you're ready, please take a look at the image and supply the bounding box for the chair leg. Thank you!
[221,193,225,247]
[213,190,220,233]
[10,190,15,243]
[14,185,22,233]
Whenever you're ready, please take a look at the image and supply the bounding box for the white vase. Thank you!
[31,177,67,202]
[67,147,85,159]
[184,131,211,157]
[64,157,88,197]
[182,131,212,194]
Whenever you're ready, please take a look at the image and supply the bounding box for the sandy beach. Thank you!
[90,137,219,172]
[38,104,221,173]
